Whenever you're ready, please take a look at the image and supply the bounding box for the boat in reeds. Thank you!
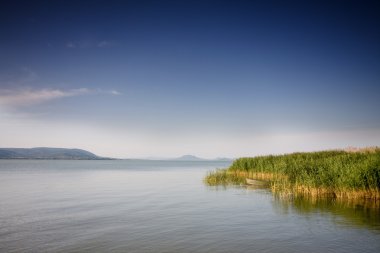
[246,178,269,186]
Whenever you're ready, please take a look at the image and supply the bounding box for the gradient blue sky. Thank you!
[0,0,379,158]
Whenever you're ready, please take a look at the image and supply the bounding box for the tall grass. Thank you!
[204,169,246,186]
[205,147,380,200]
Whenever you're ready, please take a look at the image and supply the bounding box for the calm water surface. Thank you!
[0,160,379,253]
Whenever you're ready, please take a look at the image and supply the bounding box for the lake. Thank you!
[0,160,379,252]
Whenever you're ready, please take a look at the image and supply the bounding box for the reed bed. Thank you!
[204,169,246,186]
[205,147,380,200]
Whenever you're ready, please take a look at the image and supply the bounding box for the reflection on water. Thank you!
[273,194,380,231]
[210,184,380,232]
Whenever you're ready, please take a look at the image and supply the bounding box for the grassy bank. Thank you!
[205,148,380,200]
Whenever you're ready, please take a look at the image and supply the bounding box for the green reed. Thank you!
[204,169,246,186]
[205,148,380,199]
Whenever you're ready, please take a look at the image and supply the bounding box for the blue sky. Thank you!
[0,1,379,158]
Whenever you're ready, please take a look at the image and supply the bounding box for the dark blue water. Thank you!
[0,160,379,252]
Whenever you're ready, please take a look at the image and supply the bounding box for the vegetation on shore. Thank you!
[205,147,380,200]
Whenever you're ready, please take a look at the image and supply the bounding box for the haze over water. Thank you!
[0,160,379,253]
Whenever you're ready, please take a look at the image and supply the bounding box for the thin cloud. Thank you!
[0,83,122,108]
[66,41,90,48]
[0,88,122,108]
[66,41,76,48]
[97,40,116,48]
[94,88,122,95]
[0,88,91,107]
[108,89,122,95]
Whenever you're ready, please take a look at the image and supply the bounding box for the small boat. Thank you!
[245,178,269,186]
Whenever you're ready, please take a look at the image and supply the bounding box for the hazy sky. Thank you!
[1,1,379,158]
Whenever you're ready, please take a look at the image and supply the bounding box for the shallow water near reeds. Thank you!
[0,160,379,253]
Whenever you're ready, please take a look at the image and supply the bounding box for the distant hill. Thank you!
[215,157,233,161]
[0,147,107,160]
[174,155,205,161]
[171,155,233,161]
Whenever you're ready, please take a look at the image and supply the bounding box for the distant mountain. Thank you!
[171,155,234,161]
[174,155,205,161]
[215,157,233,161]
[0,147,108,160]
